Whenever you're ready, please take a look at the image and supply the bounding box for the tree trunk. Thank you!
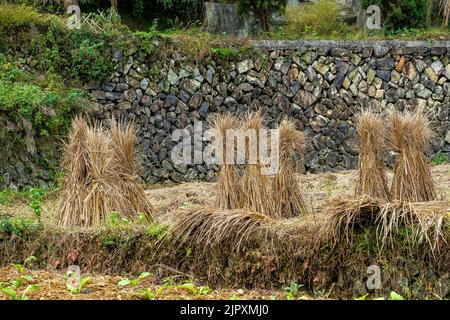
[111,0,118,10]
[258,9,270,32]
[64,0,79,9]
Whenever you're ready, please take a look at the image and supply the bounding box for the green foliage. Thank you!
[432,152,448,165]
[28,188,43,218]
[0,3,51,29]
[118,272,151,286]
[139,278,212,300]
[107,211,131,226]
[71,39,113,81]
[0,284,40,300]
[39,17,115,82]
[0,188,17,205]
[0,214,41,239]
[0,52,84,162]
[211,47,246,60]
[284,0,347,38]
[135,20,161,55]
[283,282,304,300]
[66,276,91,294]
[360,0,429,30]
[0,256,39,300]
[146,223,169,240]
[389,291,405,300]
[177,282,212,295]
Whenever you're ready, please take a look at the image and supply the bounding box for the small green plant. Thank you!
[163,276,175,286]
[118,272,151,287]
[0,256,39,300]
[0,284,40,300]
[107,211,130,226]
[211,47,245,60]
[432,152,448,165]
[141,288,157,300]
[135,20,160,55]
[177,282,212,296]
[313,288,332,299]
[28,188,43,219]
[66,276,91,294]
[283,282,304,300]
[71,39,113,81]
[357,293,369,300]
[146,223,169,240]
[389,291,405,300]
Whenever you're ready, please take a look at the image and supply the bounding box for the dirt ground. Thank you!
[0,165,449,300]
[0,265,324,300]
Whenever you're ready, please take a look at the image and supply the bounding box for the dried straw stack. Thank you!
[355,110,390,200]
[271,119,308,218]
[389,110,436,202]
[240,111,273,215]
[212,112,308,218]
[322,195,448,254]
[170,206,276,254]
[210,113,243,210]
[57,116,152,228]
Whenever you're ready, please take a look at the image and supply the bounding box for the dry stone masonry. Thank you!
[2,40,450,188]
[85,40,450,184]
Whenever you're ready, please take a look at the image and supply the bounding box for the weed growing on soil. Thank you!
[432,152,448,165]
[0,214,41,239]
[283,282,304,300]
[118,272,151,287]
[139,279,212,300]
[0,256,39,300]
[66,276,91,294]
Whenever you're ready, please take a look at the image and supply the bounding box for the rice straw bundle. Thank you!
[57,116,153,228]
[210,113,243,210]
[323,195,448,254]
[240,111,273,215]
[389,111,436,202]
[355,110,390,200]
[108,118,153,220]
[170,206,275,254]
[271,119,308,217]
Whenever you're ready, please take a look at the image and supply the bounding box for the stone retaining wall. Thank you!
[2,40,450,187]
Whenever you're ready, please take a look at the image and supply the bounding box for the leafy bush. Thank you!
[0,78,83,135]
[71,39,113,81]
[0,53,84,163]
[0,214,40,239]
[0,3,51,29]
[284,0,347,37]
[38,17,115,82]
[360,0,429,30]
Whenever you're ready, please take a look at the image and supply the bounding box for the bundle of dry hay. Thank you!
[271,119,308,218]
[169,206,276,254]
[211,111,308,218]
[323,195,448,254]
[210,113,243,210]
[355,110,390,200]
[58,116,152,228]
[389,110,436,202]
[240,111,273,215]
